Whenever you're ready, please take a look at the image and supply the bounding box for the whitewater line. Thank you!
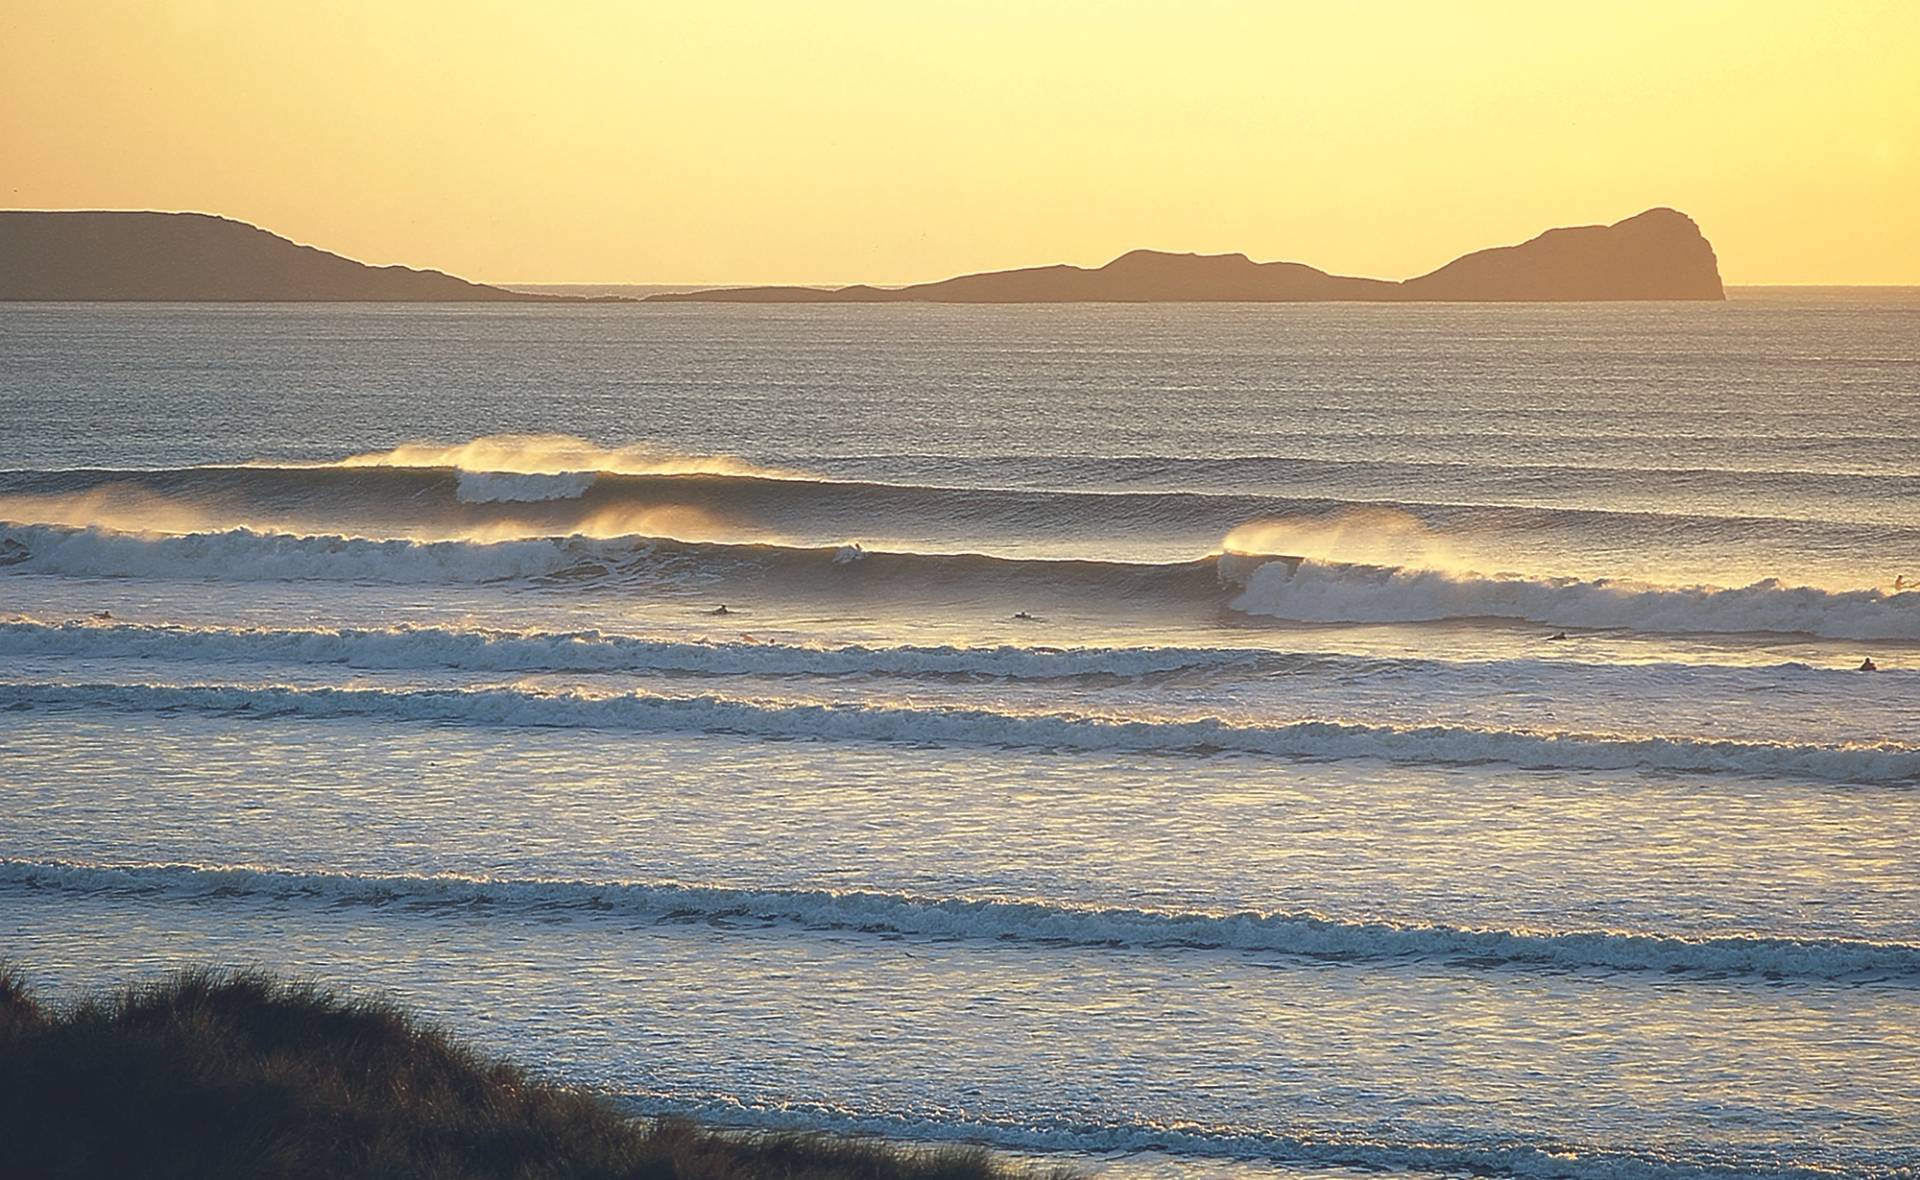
[1233,561,1919,641]
[5,860,1915,983]
[3,679,1917,784]
[3,618,1911,691]
[0,619,1269,679]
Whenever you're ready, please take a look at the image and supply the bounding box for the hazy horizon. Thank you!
[4,1,1915,286]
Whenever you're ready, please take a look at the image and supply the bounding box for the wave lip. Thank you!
[7,860,1916,984]
[1235,560,1920,641]
[17,454,1914,539]
[5,680,1918,784]
[312,433,797,479]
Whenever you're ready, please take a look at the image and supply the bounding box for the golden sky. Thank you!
[3,1,1916,285]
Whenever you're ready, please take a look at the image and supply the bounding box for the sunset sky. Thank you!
[3,0,1915,285]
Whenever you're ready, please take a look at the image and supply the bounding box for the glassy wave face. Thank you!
[3,300,1918,1179]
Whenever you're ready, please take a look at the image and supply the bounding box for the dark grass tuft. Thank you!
[0,964,1075,1180]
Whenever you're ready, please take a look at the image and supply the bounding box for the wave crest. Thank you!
[0,619,1263,680]
[5,512,1914,642]
[0,522,608,583]
[1235,559,1920,641]
[321,433,793,478]
[6,860,1913,982]
[5,680,1915,784]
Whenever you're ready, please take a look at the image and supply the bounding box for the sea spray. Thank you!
[1234,558,1920,641]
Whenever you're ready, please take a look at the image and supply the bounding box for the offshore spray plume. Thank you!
[315,434,800,479]
[1223,506,1469,572]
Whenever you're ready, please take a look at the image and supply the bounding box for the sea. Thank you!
[2,292,1917,1179]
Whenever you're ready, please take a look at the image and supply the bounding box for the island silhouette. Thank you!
[654,209,1723,303]
[0,212,593,302]
[1,207,1722,302]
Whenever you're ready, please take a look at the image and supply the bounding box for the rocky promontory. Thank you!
[649,208,1724,303]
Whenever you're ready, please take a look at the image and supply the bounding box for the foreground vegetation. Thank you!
[0,964,1072,1180]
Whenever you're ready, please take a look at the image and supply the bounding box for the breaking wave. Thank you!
[4,513,1914,641]
[312,433,794,478]
[454,470,596,503]
[0,520,1242,597]
[1235,560,1920,641]
[4,680,1915,783]
[4,457,1915,582]
[6,860,1914,982]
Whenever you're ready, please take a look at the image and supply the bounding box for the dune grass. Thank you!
[0,963,1074,1180]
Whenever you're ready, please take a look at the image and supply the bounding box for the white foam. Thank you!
[1234,560,1920,641]
[453,470,596,503]
[4,680,1915,785]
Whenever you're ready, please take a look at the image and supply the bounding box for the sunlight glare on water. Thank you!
[2,297,1917,1177]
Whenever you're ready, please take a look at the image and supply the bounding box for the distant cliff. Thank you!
[1,207,1724,304]
[1396,209,1724,301]
[651,209,1724,303]
[0,212,592,302]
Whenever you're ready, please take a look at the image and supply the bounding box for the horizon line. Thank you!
[16,207,1920,289]
[493,279,1920,290]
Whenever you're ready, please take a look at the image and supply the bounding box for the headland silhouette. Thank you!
[0,212,592,302]
[652,209,1723,303]
[1,207,1722,302]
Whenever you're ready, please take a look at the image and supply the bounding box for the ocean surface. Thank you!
[2,296,1917,1179]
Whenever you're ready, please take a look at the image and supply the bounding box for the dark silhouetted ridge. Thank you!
[0,962,1069,1180]
[1398,208,1724,301]
[0,211,618,302]
[651,209,1724,303]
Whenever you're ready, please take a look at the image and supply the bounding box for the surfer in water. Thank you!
[1859,657,1879,672]
[707,604,732,616]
